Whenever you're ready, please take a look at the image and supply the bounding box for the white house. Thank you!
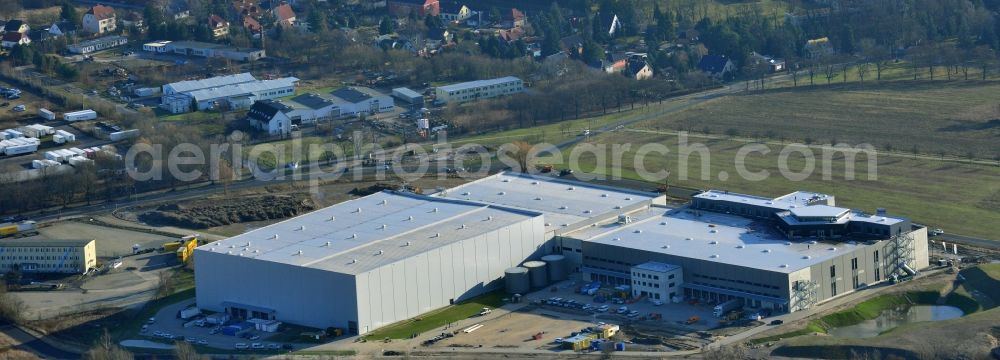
[247,100,292,136]
[82,5,117,34]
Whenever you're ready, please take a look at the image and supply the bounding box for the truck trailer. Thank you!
[38,108,56,121]
[713,299,744,317]
[64,110,98,122]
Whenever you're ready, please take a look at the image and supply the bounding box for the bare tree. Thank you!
[824,65,836,84]
[174,341,206,360]
[856,62,870,84]
[155,270,176,299]
[0,283,27,324]
[84,329,133,360]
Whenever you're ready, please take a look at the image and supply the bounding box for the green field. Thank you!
[363,291,506,339]
[634,81,1000,159]
[547,130,1000,240]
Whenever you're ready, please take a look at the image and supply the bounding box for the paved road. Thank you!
[0,323,80,359]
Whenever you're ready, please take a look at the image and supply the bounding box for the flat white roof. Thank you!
[165,73,258,94]
[789,205,849,218]
[633,261,680,273]
[437,172,659,231]
[694,190,833,210]
[438,76,522,93]
[580,207,866,273]
[187,77,298,102]
[195,192,540,275]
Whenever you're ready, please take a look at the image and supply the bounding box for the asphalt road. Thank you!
[0,323,79,359]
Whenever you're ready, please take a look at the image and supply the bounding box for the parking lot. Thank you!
[140,300,300,352]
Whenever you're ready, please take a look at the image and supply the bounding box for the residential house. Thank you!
[804,37,834,59]
[593,52,627,74]
[243,16,263,34]
[247,100,292,136]
[751,52,785,72]
[388,0,440,17]
[425,28,451,49]
[208,15,230,38]
[559,34,584,56]
[232,0,262,22]
[497,27,523,44]
[440,2,472,22]
[1,32,31,49]
[625,59,654,80]
[697,55,736,79]
[167,0,191,19]
[47,20,77,37]
[500,8,525,29]
[3,20,29,34]
[83,5,117,34]
[273,4,296,28]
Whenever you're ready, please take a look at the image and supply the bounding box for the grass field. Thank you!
[769,60,1000,89]
[547,130,1000,239]
[363,291,506,339]
[635,81,1000,159]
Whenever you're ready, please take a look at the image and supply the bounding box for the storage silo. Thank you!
[504,267,530,294]
[523,261,548,289]
[542,254,568,282]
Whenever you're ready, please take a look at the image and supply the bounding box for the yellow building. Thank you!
[0,239,96,274]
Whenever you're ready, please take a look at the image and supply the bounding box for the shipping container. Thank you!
[179,307,201,320]
[4,143,39,155]
[109,129,140,142]
[44,151,63,162]
[39,108,56,121]
[68,156,93,167]
[63,110,97,122]
[5,130,23,138]
[68,147,85,156]
[134,87,158,97]
[55,130,75,142]
[52,134,66,144]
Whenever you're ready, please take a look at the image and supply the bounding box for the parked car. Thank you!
[617,306,629,314]
[931,228,944,236]
[652,300,664,306]
[251,343,264,349]
[209,327,220,335]
[0,102,8,107]
[197,339,208,345]
[770,319,784,326]
[147,317,156,324]
[153,331,164,337]
[597,305,609,312]
[234,343,248,350]
[248,334,261,341]
[12,105,25,112]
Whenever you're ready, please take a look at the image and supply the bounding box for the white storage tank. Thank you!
[504,267,530,295]
[523,261,548,289]
[541,254,568,282]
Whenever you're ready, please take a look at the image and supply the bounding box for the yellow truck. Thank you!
[176,235,198,263]
[0,221,37,238]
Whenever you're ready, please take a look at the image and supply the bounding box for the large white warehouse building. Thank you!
[194,192,546,334]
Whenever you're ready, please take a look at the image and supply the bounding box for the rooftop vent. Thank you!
[253,249,259,253]
[567,186,575,190]
[229,244,235,248]
[271,234,279,240]
[351,233,357,239]
[502,179,510,182]
[328,216,336,221]
[381,199,388,205]
[460,224,467,229]
[685,237,694,241]
[535,197,543,200]
[462,192,471,196]
[736,245,745,249]
[246,242,251,247]
[559,205,568,210]
[227,251,232,255]
[584,210,592,214]
[710,229,718,233]
[356,207,362,213]
[828,247,837,251]
[404,241,411,246]
[376,250,383,255]
[380,224,387,230]
[498,191,506,195]
[612,237,621,241]
[634,230,642,234]
[433,233,440,238]
[662,245,670,249]
[807,240,818,245]
[296,250,303,255]
[561,223,568,227]
[660,222,667,225]
[486,216,493,221]
[324,241,331,247]
[407,216,413,221]
[601,194,609,197]
[350,259,357,264]
[802,255,811,259]
[544,223,551,226]
[766,201,773,205]
[762,249,772,253]
[779,264,788,268]
[432,207,439,213]
[785,242,792,246]
[531,181,539,185]
[709,241,718,245]
[614,205,622,209]
[625,197,632,201]
[710,254,719,258]
[297,225,305,231]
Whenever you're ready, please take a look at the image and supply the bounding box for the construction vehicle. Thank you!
[685,315,700,325]
[478,307,492,316]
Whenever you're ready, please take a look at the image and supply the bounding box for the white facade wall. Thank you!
[194,249,359,330]
[335,95,394,118]
[354,216,545,334]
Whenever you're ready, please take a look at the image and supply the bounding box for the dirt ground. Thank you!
[136,194,316,229]
[37,221,178,258]
[0,80,60,126]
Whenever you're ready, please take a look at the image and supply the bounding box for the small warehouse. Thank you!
[391,87,423,105]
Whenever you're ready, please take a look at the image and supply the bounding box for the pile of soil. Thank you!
[138,194,315,229]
